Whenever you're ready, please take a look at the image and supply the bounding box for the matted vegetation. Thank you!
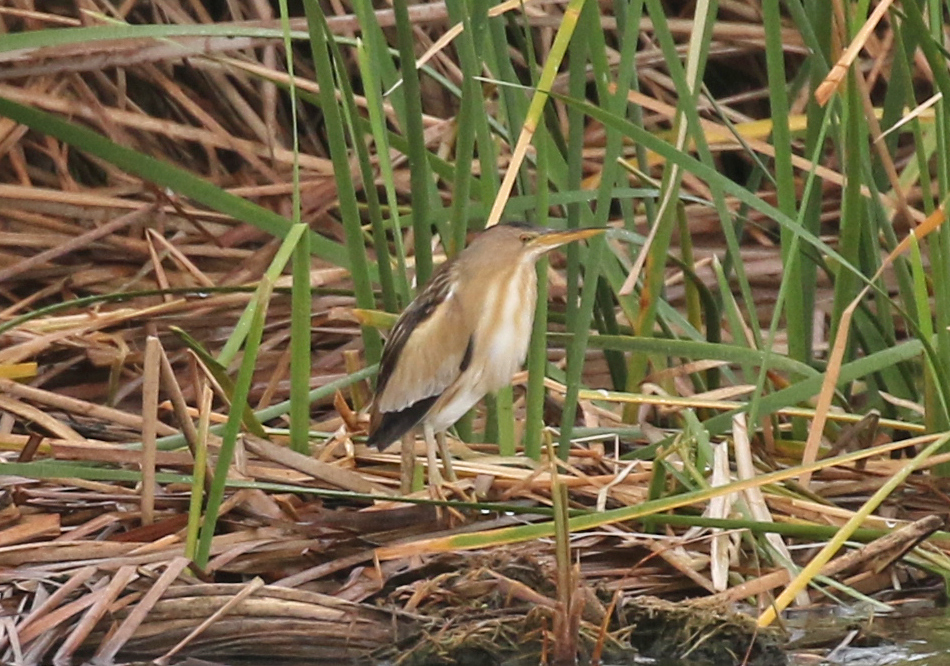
[1,0,950,664]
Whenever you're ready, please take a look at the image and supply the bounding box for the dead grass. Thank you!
[0,0,947,664]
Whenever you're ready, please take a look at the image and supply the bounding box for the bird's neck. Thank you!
[470,258,538,381]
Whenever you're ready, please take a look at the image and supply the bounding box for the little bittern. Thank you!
[367,222,605,490]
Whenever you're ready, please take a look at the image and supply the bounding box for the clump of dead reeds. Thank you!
[2,0,950,664]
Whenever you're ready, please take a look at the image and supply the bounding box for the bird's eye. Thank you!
[519,233,533,244]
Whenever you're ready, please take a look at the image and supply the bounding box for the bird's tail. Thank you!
[366,397,437,449]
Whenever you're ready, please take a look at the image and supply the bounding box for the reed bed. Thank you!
[1,0,949,664]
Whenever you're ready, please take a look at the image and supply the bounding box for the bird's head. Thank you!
[468,222,606,264]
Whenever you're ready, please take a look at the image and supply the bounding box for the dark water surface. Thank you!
[787,608,950,665]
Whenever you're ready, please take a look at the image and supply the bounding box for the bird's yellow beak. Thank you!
[531,226,606,250]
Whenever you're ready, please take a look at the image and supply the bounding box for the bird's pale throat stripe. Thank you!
[485,261,533,377]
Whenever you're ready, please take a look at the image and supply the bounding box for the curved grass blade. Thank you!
[194,278,272,568]
[0,95,352,269]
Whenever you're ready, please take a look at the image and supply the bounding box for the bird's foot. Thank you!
[427,480,446,503]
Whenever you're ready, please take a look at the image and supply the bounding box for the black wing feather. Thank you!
[459,335,474,373]
[366,395,438,449]
[368,261,458,449]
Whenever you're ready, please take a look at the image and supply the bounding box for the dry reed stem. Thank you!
[52,564,138,662]
[154,576,265,664]
[0,513,59,547]
[0,1,943,661]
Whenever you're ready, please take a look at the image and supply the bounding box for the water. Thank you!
[788,608,950,665]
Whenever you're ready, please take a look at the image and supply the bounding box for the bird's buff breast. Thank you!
[427,263,537,432]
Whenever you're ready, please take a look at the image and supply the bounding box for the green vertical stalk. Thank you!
[800,0,829,351]
[277,0,311,454]
[455,0,506,446]
[479,9,577,418]
[276,0,300,228]
[289,226,311,454]
[827,72,865,363]
[349,0,410,309]
[524,257,549,461]
[764,0,807,361]
[563,8,590,323]
[331,39,398,315]
[899,2,950,463]
[621,0,715,421]
[470,0,500,208]
[559,235,605,457]
[445,0,489,253]
[392,0,434,285]
[746,101,835,437]
[195,280,272,568]
[554,1,596,457]
[590,0,641,394]
[926,0,950,463]
[446,59,476,256]
[624,12,655,235]
[524,121,552,460]
[676,205,702,342]
[890,15,933,217]
[561,0,644,445]
[495,386,516,456]
[484,17,525,173]
[763,0,807,441]
[610,0,653,341]
[880,18,924,326]
[348,0,401,94]
[184,387,210,563]
[595,279,627,391]
[927,0,949,200]
[301,2,382,365]
[356,41,411,308]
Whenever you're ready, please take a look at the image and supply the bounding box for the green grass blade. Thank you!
[523,117,552,460]
[333,40,399,317]
[218,224,307,365]
[0,23,307,52]
[289,226,312,454]
[195,278,273,568]
[764,0,809,371]
[184,388,211,562]
[392,0,434,286]
[301,0,382,365]
[0,95,352,269]
[356,40,411,308]
[153,365,378,452]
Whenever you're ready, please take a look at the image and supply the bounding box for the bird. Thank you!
[366,222,605,493]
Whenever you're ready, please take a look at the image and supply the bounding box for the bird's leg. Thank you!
[436,431,456,482]
[400,431,416,494]
[423,422,444,492]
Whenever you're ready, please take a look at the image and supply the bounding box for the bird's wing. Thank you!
[373,262,471,416]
